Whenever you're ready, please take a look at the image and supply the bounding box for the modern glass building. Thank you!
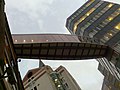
[66,0,120,53]
[66,0,120,90]
[97,57,120,90]
[1,0,120,89]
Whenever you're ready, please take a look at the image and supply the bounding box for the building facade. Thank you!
[1,0,120,89]
[23,63,81,90]
[0,0,24,90]
[66,0,120,90]
[66,0,120,53]
[97,58,120,90]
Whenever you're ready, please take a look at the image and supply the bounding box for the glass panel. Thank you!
[34,86,37,90]
[115,23,120,30]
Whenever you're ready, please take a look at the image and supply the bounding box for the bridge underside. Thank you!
[14,42,112,60]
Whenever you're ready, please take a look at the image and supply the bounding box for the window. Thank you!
[96,27,101,30]
[86,8,95,15]
[89,29,97,37]
[86,0,94,7]
[65,83,69,87]
[31,77,34,79]
[112,11,119,17]
[108,3,113,8]
[115,23,120,30]
[101,35,110,43]
[68,0,96,28]
[86,8,95,16]
[114,41,120,52]
[27,72,33,78]
[73,22,78,33]
[73,8,95,33]
[34,86,37,90]
[79,2,114,32]
[108,17,113,21]
[93,7,120,33]
[101,25,120,43]
[28,79,31,82]
[64,83,69,89]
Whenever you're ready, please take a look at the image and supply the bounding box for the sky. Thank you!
[5,0,120,90]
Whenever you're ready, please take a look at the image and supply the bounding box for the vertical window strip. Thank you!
[89,7,120,37]
[82,3,114,32]
[73,1,103,33]
[67,0,96,29]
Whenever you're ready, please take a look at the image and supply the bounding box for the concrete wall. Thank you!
[26,73,56,90]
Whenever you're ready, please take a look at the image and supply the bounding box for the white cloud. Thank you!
[5,0,83,34]
[6,8,41,34]
[105,0,120,4]
[5,0,54,18]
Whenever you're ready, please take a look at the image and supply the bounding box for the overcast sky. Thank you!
[5,0,120,90]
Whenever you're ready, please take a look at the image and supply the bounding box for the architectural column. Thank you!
[0,0,5,73]
[0,0,5,60]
